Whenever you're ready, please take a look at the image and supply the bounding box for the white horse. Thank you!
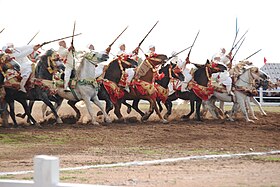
[205,66,268,123]
[53,56,111,125]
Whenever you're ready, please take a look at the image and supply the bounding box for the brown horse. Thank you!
[103,54,168,123]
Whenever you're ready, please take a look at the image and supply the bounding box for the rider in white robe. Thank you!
[7,43,40,93]
[212,48,233,96]
[57,40,74,91]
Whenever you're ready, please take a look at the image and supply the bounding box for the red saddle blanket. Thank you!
[188,80,214,101]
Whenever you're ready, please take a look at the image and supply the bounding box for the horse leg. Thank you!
[91,96,112,124]
[97,85,113,116]
[195,100,202,121]
[114,101,124,121]
[122,101,132,114]
[131,99,145,116]
[41,95,63,124]
[181,100,195,120]
[236,93,254,123]
[246,97,258,120]
[17,99,40,127]
[141,98,154,122]
[7,100,18,127]
[251,97,267,116]
[16,100,34,119]
[157,99,163,113]
[164,93,177,120]
[67,100,80,120]
[153,98,168,124]
[81,96,99,125]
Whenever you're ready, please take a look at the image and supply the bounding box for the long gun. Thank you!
[168,45,192,60]
[108,26,128,48]
[40,33,82,47]
[0,28,5,34]
[230,29,248,53]
[138,20,159,48]
[231,17,239,50]
[187,30,200,59]
[243,49,262,60]
[71,21,76,49]
[231,37,246,64]
[27,31,40,45]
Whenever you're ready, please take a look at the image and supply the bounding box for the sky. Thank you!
[0,0,279,67]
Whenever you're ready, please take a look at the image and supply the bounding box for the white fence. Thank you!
[0,155,113,187]
[255,87,280,106]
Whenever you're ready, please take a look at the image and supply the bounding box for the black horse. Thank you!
[163,60,227,121]
[1,50,63,127]
[16,49,65,122]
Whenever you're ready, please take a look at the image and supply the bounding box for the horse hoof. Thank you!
[16,113,25,118]
[163,114,169,120]
[93,122,100,126]
[97,111,103,116]
[162,119,169,124]
[247,119,255,123]
[180,115,190,121]
[35,123,43,128]
[57,118,63,124]
[127,107,132,114]
[105,117,112,124]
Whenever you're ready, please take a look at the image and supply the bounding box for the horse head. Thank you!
[205,59,227,74]
[169,62,185,81]
[146,54,168,67]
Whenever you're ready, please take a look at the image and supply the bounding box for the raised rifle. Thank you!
[0,28,5,34]
[27,31,40,45]
[243,49,262,60]
[168,45,192,60]
[230,37,246,67]
[40,33,82,47]
[230,29,248,52]
[108,26,128,48]
[138,21,159,48]
[187,30,200,59]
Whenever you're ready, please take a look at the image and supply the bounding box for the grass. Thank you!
[249,156,280,162]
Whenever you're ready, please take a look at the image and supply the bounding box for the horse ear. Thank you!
[206,59,210,65]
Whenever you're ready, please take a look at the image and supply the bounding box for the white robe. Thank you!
[11,45,34,77]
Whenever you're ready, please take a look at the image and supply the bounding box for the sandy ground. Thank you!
[0,101,280,186]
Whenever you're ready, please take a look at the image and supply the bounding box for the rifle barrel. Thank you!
[41,33,82,46]
[187,30,200,58]
[109,26,128,47]
[138,20,159,47]
[244,49,262,60]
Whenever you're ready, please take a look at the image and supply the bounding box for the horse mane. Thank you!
[75,57,84,78]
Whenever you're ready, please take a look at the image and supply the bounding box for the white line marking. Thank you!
[1,150,280,176]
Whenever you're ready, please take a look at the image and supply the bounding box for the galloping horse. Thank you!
[126,62,185,117]
[54,53,112,125]
[163,60,227,121]
[16,49,65,121]
[102,54,168,123]
[0,53,50,127]
[206,65,268,123]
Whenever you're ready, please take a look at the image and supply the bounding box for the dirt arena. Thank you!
[0,102,280,186]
